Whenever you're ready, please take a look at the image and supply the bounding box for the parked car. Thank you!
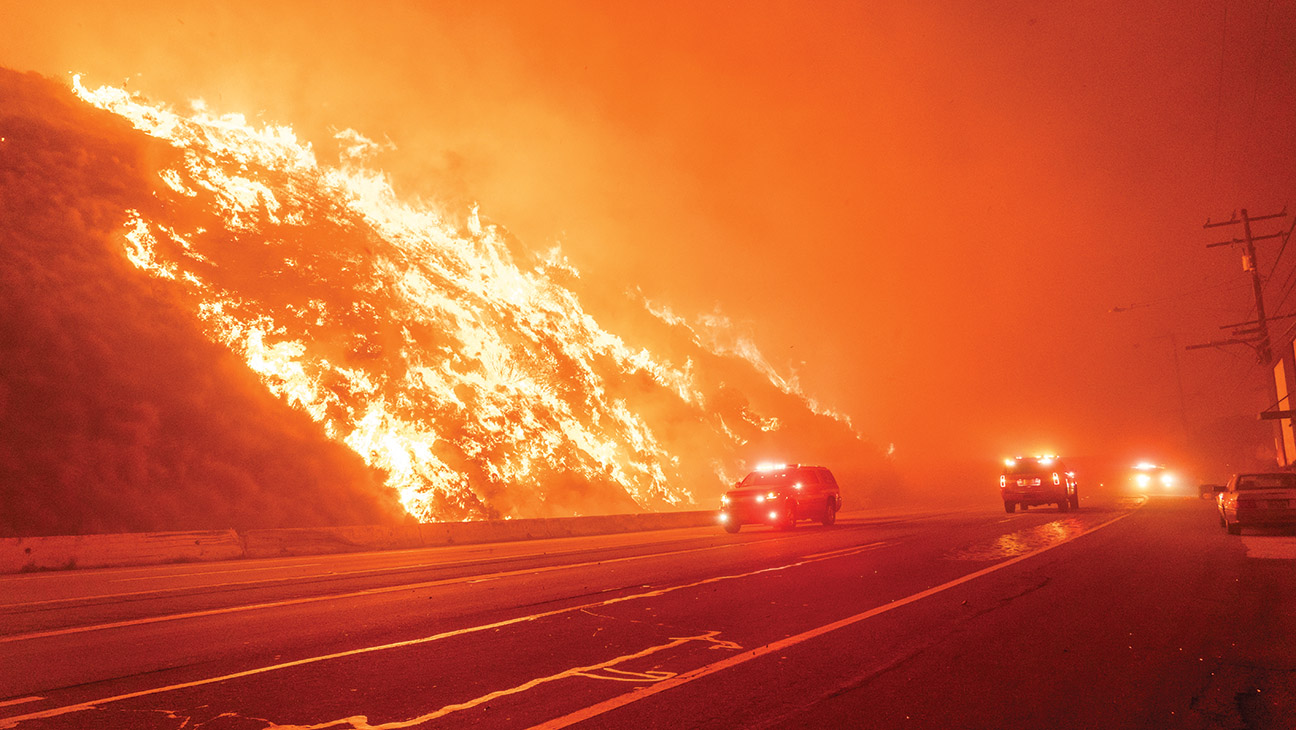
[718,464,841,533]
[1217,472,1296,535]
[1000,455,1079,513]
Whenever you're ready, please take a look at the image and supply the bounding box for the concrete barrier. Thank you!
[241,524,424,558]
[0,529,244,573]
[0,510,720,573]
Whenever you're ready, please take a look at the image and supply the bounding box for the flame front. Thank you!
[74,77,861,522]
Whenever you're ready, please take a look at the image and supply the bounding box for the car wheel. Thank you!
[1020,504,1029,511]
[821,497,837,526]
[778,501,798,530]
[1226,522,1242,535]
[1219,513,1226,527]
[723,521,740,534]
[1069,494,1080,511]
[1057,499,1070,513]
[1004,501,1015,513]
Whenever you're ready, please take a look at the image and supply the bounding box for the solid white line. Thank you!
[110,562,325,582]
[803,542,886,560]
[0,540,891,727]
[3,556,510,608]
[528,509,1137,730]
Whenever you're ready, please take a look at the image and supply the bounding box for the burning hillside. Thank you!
[0,68,891,534]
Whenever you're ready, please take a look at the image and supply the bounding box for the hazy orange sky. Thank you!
[4,1,1294,479]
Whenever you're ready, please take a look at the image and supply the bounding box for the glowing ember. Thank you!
[72,76,866,522]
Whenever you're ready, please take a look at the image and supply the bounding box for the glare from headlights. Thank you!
[1160,473,1174,486]
[718,513,729,522]
[755,495,765,503]
[721,495,730,505]
[1136,474,1151,488]
[768,511,778,521]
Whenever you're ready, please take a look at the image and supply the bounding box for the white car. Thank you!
[1217,472,1296,535]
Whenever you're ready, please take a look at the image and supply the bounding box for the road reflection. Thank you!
[948,518,1086,561]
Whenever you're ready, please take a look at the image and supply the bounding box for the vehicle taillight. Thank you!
[999,475,1006,488]
[1052,472,1060,485]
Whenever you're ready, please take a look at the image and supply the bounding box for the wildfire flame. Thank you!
[71,76,863,522]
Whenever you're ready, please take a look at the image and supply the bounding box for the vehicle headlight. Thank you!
[1160,473,1174,486]
[720,495,730,505]
[1136,474,1151,488]
[755,495,765,503]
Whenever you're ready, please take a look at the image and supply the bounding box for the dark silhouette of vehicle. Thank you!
[1129,462,1183,494]
[1000,455,1079,513]
[718,464,841,533]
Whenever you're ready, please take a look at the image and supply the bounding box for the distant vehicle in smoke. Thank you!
[1129,462,1181,494]
[1000,455,1079,513]
[718,464,841,533]
[1216,472,1296,535]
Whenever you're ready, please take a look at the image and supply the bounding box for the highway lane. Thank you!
[0,506,962,700]
[3,496,1290,729]
[0,507,953,637]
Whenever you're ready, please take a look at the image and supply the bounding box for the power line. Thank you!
[1111,278,1249,314]
[1194,208,1290,362]
[1261,217,1296,301]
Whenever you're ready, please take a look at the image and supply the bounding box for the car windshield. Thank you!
[1236,474,1296,490]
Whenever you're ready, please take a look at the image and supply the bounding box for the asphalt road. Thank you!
[2,495,1294,729]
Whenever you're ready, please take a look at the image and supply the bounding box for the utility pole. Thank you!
[1197,208,1289,363]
